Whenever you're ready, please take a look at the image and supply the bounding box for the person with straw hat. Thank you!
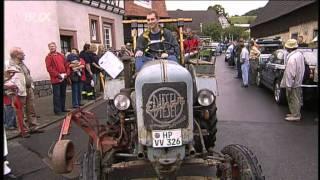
[280,39,305,121]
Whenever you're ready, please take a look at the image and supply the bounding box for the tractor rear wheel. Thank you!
[80,138,113,180]
[220,144,264,180]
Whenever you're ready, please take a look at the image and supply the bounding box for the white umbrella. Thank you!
[312,36,317,42]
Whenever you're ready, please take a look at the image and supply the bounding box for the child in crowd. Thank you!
[3,66,19,130]
[67,53,82,77]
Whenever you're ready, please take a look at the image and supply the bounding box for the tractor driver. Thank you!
[134,10,180,72]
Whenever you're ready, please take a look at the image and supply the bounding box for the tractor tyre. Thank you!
[220,144,265,180]
[80,139,115,180]
[274,80,286,105]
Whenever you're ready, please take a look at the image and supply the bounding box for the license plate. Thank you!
[152,129,182,148]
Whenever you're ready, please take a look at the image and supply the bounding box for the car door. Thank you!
[264,54,276,89]
[259,54,271,87]
[267,51,286,88]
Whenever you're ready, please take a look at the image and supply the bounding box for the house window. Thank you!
[291,32,298,40]
[103,23,113,49]
[89,15,101,43]
[313,29,318,38]
[60,36,71,56]
[59,29,78,55]
[101,17,115,49]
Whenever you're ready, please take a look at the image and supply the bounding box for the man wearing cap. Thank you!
[280,39,305,121]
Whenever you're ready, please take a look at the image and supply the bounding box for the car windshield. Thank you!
[259,45,282,54]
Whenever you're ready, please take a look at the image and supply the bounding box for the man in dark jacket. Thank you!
[45,42,69,115]
[297,35,308,47]
[234,38,244,79]
[79,43,93,100]
[135,10,180,72]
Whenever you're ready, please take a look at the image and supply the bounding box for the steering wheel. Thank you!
[145,41,177,59]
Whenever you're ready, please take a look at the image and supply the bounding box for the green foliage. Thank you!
[223,26,249,41]
[208,4,229,17]
[230,16,256,25]
[200,49,212,57]
[243,7,263,16]
[201,22,250,42]
[164,23,177,32]
[203,23,223,41]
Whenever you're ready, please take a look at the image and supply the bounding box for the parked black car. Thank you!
[256,48,318,105]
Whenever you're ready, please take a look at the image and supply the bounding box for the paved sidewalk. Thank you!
[6,89,103,140]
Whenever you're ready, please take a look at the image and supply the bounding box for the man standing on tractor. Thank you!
[134,10,180,72]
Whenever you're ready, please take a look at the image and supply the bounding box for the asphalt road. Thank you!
[7,54,318,180]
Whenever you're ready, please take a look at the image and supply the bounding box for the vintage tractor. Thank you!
[49,18,264,180]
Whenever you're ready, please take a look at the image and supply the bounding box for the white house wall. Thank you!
[289,21,318,43]
[4,1,60,81]
[56,1,124,51]
[260,21,317,44]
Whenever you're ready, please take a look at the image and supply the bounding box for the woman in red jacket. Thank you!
[45,42,69,115]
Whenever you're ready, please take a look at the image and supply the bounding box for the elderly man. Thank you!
[240,39,250,87]
[280,39,305,121]
[135,10,180,72]
[8,47,40,132]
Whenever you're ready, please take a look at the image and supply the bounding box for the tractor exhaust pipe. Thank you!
[188,144,196,156]
[137,144,145,159]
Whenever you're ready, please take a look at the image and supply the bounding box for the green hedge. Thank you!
[200,49,212,57]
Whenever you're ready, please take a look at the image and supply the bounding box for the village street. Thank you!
[6,54,318,180]
[4,1,318,179]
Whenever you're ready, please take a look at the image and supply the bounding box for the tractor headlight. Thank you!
[197,89,215,106]
[114,94,131,110]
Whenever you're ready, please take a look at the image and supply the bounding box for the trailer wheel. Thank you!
[51,140,75,174]
[220,144,264,180]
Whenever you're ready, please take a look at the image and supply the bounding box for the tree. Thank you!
[164,23,177,32]
[208,4,227,17]
[222,26,249,41]
[202,23,223,41]
[243,7,263,16]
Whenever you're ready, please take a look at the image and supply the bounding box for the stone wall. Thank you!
[33,80,52,98]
